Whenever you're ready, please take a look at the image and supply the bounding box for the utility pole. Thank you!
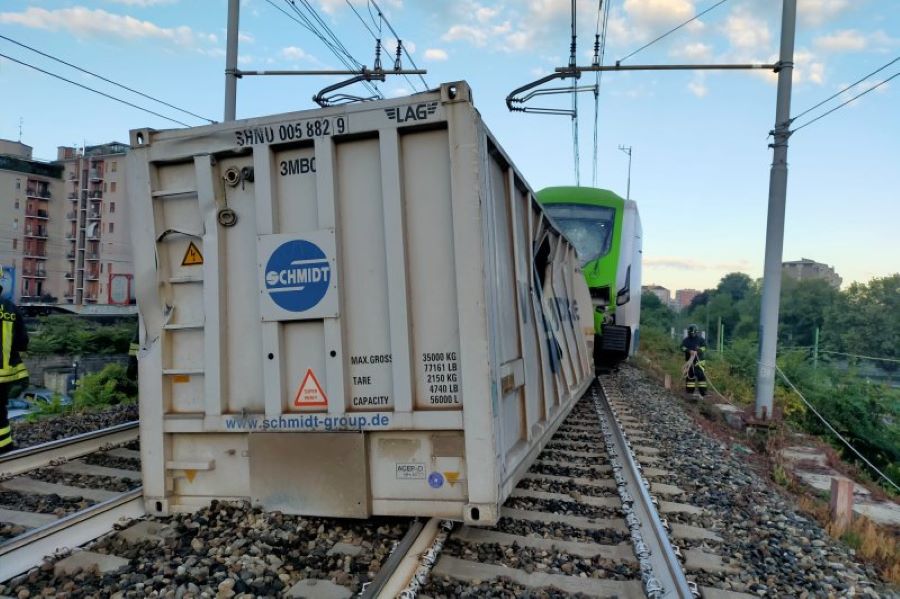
[754,0,797,420]
[224,0,240,122]
[813,327,819,370]
[618,145,632,199]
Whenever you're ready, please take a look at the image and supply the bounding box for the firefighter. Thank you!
[127,323,139,381]
[0,277,30,454]
[680,324,707,397]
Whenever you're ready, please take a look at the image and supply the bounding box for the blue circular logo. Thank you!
[428,472,444,489]
[265,240,331,312]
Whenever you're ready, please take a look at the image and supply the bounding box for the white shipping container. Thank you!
[128,82,594,525]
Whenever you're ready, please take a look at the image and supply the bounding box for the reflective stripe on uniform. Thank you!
[0,425,10,437]
[1,321,11,370]
[128,343,139,357]
[0,425,12,449]
[0,362,28,383]
[696,382,708,387]
[0,436,11,448]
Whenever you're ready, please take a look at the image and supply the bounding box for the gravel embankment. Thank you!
[613,363,895,598]
[0,500,408,598]
[10,404,138,449]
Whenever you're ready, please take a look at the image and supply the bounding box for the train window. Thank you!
[543,204,615,266]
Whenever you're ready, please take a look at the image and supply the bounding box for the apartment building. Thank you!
[782,258,842,289]
[0,139,133,308]
[0,139,65,303]
[57,143,133,305]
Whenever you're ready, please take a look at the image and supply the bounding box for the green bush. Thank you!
[73,363,137,410]
[26,316,135,356]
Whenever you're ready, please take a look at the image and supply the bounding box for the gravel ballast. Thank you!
[10,404,138,449]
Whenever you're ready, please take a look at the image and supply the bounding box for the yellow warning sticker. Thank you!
[184,469,197,483]
[444,471,460,486]
[294,368,328,408]
[182,241,204,266]
[173,374,191,384]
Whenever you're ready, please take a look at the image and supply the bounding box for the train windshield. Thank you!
[544,204,616,266]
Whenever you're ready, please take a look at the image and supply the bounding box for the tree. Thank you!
[73,363,137,410]
[822,274,900,370]
[715,272,754,302]
[778,277,840,347]
[640,291,676,332]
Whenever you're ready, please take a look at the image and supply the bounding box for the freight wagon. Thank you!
[128,82,594,526]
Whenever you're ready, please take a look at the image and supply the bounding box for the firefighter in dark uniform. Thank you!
[0,280,30,453]
[680,324,707,396]
[127,324,139,381]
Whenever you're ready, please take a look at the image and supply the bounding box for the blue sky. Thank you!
[1,0,897,291]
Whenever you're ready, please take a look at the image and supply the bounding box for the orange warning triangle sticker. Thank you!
[444,472,460,486]
[294,368,328,407]
[182,241,204,266]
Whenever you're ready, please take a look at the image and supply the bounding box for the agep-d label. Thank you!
[258,231,338,321]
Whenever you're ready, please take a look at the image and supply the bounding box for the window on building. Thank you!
[12,239,17,250]
[104,182,108,192]
[14,200,19,210]
[110,182,117,193]
[15,179,21,190]
[110,202,116,213]
[108,222,114,233]
[108,262,113,274]
[13,218,18,231]
[111,161,117,172]
[100,263,104,273]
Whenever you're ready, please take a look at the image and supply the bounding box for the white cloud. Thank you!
[623,0,694,30]
[672,41,713,61]
[105,0,177,6]
[722,8,770,51]
[797,0,850,27]
[239,31,255,44]
[318,0,401,14]
[424,48,448,61]
[238,55,253,65]
[281,46,309,60]
[475,6,499,23]
[0,7,212,47]
[795,49,825,85]
[389,86,411,98]
[442,24,489,46]
[688,74,708,97]
[814,29,866,52]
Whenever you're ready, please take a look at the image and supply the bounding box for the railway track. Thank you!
[0,421,144,582]
[1,376,890,597]
[412,379,750,599]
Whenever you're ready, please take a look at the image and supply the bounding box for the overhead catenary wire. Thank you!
[263,0,382,98]
[0,34,215,124]
[369,0,429,91]
[618,0,733,63]
[591,0,612,187]
[791,55,900,122]
[0,52,192,127]
[792,71,899,133]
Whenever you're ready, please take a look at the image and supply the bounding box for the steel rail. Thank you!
[359,518,425,598]
[593,382,695,599]
[0,421,140,480]
[0,487,145,582]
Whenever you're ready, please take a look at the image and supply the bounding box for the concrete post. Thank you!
[829,477,854,533]
[754,0,797,420]
[224,0,240,122]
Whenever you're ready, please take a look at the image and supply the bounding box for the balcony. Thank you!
[68,172,77,180]
[68,192,78,200]
[26,189,51,200]
[25,209,49,219]
[24,226,48,239]
[66,251,76,259]
[65,232,77,240]
[65,272,75,280]
[87,231,101,241]
[19,294,41,303]
[84,295,98,304]
[66,211,77,220]
[23,249,47,259]
[90,169,103,181]
[86,252,100,260]
[23,267,47,278]
[88,211,101,220]
[90,191,103,199]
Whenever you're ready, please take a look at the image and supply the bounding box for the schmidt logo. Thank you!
[265,240,331,312]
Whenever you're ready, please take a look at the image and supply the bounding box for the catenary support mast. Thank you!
[754,0,797,419]
[224,0,240,121]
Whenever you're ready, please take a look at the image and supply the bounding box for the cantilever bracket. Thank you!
[313,70,388,107]
[505,70,586,115]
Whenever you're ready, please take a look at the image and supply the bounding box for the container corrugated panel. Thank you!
[128,82,594,525]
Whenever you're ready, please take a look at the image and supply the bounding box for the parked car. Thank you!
[7,387,72,420]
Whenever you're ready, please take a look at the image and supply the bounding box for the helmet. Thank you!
[687,324,698,337]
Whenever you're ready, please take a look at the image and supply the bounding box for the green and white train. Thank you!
[537,187,642,366]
